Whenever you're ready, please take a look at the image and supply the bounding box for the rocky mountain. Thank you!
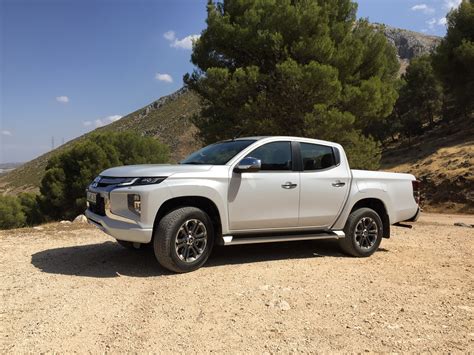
[373,24,442,74]
[376,24,441,60]
[0,25,443,194]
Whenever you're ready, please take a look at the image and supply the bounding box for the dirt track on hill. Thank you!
[1,213,473,352]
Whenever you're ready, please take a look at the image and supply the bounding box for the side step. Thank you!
[221,231,345,246]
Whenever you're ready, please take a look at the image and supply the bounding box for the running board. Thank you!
[221,231,345,246]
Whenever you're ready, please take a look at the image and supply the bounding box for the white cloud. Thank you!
[83,115,122,128]
[426,17,437,29]
[438,17,448,25]
[171,34,200,50]
[443,0,462,10]
[163,30,200,50]
[105,115,122,123]
[411,4,435,14]
[163,30,176,41]
[56,96,69,103]
[1,130,12,136]
[155,73,173,83]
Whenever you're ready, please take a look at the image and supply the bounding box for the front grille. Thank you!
[88,195,106,216]
[97,176,134,188]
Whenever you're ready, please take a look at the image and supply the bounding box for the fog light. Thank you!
[127,194,141,216]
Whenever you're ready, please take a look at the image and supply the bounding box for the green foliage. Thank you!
[186,0,400,169]
[39,132,169,220]
[433,0,474,117]
[0,195,26,230]
[18,193,44,226]
[392,56,444,140]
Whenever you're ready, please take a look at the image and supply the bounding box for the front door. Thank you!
[228,141,300,231]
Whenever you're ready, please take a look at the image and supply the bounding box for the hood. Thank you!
[100,164,213,178]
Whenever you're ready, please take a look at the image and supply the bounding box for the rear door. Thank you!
[228,141,300,230]
[298,142,350,228]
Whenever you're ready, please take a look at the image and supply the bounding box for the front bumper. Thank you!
[85,209,153,243]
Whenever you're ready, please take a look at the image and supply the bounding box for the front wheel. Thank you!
[153,207,214,273]
[338,207,383,257]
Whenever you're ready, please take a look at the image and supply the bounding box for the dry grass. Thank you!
[381,120,474,213]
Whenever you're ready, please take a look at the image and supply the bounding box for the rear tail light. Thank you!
[412,180,422,205]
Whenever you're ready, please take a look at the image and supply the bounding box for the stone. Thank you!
[454,222,473,228]
[73,214,88,224]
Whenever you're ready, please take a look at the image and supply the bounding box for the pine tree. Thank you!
[186,0,399,169]
[433,0,474,119]
[401,55,443,129]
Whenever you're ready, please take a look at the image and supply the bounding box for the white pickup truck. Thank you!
[85,136,420,273]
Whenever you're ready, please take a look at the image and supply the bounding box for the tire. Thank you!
[153,207,214,273]
[338,207,383,257]
[116,240,147,250]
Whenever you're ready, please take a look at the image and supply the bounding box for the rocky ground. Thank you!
[1,213,473,352]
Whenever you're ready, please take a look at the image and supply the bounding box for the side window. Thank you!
[246,142,292,171]
[300,143,336,171]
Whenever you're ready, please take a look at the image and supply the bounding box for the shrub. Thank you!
[18,193,44,226]
[39,132,169,220]
[0,195,26,230]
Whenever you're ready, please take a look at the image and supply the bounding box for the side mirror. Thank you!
[234,157,261,173]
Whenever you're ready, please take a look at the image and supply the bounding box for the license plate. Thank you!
[87,191,97,204]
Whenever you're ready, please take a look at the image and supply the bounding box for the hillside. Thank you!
[381,120,474,213]
[0,25,446,195]
[0,89,200,194]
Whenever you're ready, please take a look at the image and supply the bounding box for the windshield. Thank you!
[181,140,256,165]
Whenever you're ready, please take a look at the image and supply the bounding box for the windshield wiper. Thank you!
[181,161,206,165]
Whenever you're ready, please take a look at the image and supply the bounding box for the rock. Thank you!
[454,222,473,228]
[33,226,44,231]
[267,299,291,311]
[73,214,88,224]
[276,300,291,311]
[59,220,71,225]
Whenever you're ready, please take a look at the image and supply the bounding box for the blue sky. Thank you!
[0,0,461,163]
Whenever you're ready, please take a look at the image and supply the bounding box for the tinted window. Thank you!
[181,140,256,165]
[300,143,335,171]
[246,142,292,171]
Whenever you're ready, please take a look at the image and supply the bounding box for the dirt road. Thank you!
[1,213,473,352]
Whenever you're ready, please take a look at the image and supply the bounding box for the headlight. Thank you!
[133,177,167,185]
[117,177,167,186]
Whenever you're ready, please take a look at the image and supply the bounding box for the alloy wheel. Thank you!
[354,217,378,250]
[175,219,208,263]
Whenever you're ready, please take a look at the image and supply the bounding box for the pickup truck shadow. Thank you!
[30,240,379,278]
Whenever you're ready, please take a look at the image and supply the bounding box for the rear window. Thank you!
[300,143,336,171]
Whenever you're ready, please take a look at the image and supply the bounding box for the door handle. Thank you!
[281,182,298,189]
[332,180,346,187]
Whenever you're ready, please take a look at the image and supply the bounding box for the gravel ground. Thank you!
[1,213,473,352]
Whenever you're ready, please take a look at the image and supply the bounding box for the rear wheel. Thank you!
[338,207,383,257]
[153,207,214,273]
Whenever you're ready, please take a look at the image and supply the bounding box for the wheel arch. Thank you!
[153,196,222,241]
[350,198,391,238]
